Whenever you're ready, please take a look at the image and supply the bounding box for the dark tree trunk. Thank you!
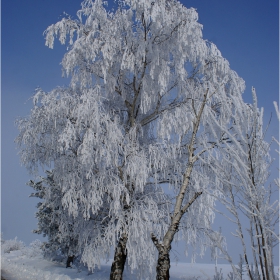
[110,234,128,280]
[66,255,75,268]
[156,250,171,280]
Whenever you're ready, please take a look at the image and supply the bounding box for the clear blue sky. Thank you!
[1,0,279,264]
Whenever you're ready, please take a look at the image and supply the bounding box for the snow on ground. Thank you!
[0,250,233,280]
[1,245,279,280]
[0,250,228,280]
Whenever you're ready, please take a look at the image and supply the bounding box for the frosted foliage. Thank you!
[216,88,271,197]
[16,87,170,273]
[210,88,278,278]
[17,0,250,276]
[2,237,25,253]
[28,170,94,258]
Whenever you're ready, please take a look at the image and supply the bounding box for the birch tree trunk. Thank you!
[155,247,171,280]
[110,234,128,280]
[152,91,208,279]
[152,191,202,280]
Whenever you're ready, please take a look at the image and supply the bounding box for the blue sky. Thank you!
[1,0,279,264]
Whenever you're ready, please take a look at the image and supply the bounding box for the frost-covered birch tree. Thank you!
[16,0,250,279]
[211,88,279,280]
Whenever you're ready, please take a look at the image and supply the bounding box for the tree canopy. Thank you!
[16,1,278,279]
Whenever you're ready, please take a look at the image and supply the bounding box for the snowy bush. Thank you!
[2,237,25,253]
[23,239,43,257]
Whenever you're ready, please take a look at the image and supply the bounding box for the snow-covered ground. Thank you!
[0,251,229,280]
[1,240,279,280]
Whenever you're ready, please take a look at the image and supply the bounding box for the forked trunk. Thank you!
[110,234,128,280]
[152,192,203,280]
